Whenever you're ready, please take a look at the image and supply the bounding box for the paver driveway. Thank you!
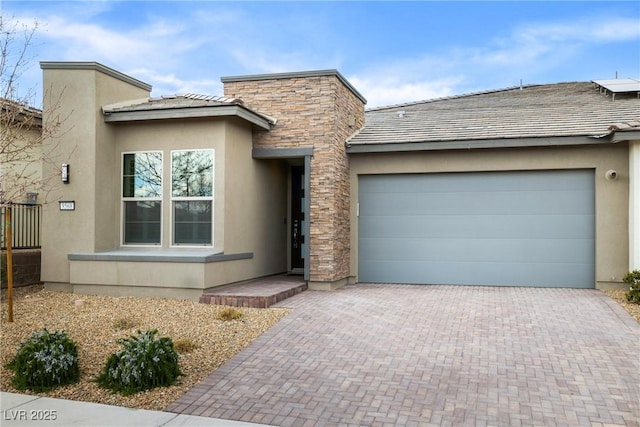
[167,284,640,426]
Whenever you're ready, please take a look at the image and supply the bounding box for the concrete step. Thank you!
[200,275,307,308]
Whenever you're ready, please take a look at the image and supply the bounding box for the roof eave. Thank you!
[222,69,367,105]
[611,130,640,143]
[103,105,272,130]
[346,135,615,154]
[40,61,152,92]
[1,100,43,127]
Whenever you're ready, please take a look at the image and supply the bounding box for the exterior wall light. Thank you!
[605,170,618,181]
[62,164,70,183]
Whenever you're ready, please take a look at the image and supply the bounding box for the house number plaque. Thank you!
[59,201,75,211]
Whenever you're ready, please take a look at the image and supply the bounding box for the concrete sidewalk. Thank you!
[1,392,272,427]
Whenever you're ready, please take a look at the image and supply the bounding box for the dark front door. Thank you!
[291,166,305,271]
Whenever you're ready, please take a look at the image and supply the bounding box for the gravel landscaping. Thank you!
[0,285,289,411]
[605,289,640,323]
[1,285,638,414]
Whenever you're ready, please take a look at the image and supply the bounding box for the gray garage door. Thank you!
[358,170,595,288]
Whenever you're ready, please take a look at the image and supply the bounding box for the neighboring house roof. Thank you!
[347,82,640,153]
[0,98,43,128]
[102,93,274,130]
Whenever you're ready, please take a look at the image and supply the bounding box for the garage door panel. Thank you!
[360,170,593,193]
[358,260,595,287]
[360,214,594,239]
[359,237,594,264]
[362,189,595,216]
[358,170,595,288]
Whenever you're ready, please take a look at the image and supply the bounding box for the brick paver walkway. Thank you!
[167,284,640,426]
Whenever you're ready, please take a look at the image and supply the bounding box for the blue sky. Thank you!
[3,1,639,108]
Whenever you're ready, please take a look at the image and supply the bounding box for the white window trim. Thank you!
[169,149,215,248]
[121,151,163,247]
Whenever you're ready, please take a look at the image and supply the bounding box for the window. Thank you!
[122,152,162,245]
[171,150,214,245]
[120,149,214,247]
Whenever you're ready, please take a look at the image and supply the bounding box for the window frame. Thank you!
[170,149,215,247]
[120,151,164,247]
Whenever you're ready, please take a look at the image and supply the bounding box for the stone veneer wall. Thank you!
[223,73,365,285]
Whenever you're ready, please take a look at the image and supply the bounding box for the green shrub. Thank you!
[623,270,640,304]
[96,329,182,395]
[5,329,80,392]
[216,307,243,321]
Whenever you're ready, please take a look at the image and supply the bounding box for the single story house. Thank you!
[39,62,639,299]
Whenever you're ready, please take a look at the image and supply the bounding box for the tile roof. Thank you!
[102,93,243,113]
[101,93,275,130]
[608,120,640,131]
[1,98,42,127]
[347,82,640,149]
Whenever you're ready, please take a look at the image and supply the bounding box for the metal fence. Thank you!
[1,204,42,249]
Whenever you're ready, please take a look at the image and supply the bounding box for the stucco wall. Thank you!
[40,63,290,298]
[40,65,151,286]
[349,144,630,289]
[223,118,288,277]
[59,117,288,296]
[630,140,640,270]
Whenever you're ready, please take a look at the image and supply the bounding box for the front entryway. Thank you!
[290,166,306,273]
[358,169,595,287]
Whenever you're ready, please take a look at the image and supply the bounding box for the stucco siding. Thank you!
[40,66,150,286]
[630,140,640,270]
[223,118,288,279]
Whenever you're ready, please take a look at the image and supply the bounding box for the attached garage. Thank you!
[358,169,595,288]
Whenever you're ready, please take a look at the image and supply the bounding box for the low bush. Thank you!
[623,270,640,304]
[173,338,199,354]
[216,307,243,321]
[96,329,182,395]
[5,329,80,392]
[113,317,138,331]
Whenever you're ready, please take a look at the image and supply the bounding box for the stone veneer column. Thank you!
[222,71,366,288]
[630,140,640,270]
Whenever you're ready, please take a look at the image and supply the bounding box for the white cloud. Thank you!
[7,4,638,109]
[590,19,640,41]
[480,15,640,71]
[351,14,639,107]
[351,75,461,108]
[228,49,320,75]
[128,68,222,97]
[515,16,640,44]
[39,16,192,66]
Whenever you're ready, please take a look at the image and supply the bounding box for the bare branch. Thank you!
[0,17,73,206]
